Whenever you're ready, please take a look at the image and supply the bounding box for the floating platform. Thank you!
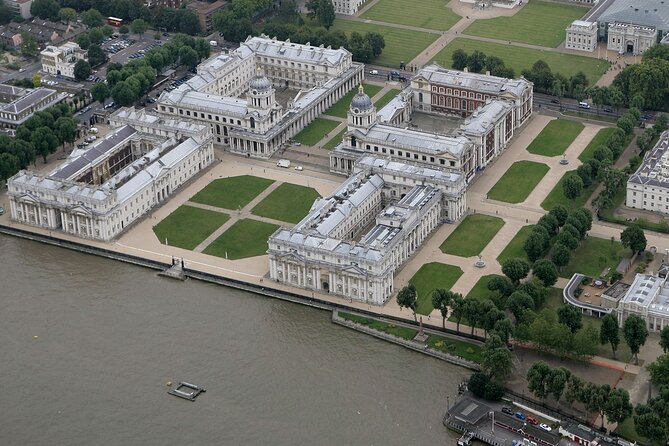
[168,381,206,401]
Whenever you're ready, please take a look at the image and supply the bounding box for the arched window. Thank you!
[418,92,423,103]
[250,117,255,129]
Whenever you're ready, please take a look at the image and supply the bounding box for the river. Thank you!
[0,235,467,445]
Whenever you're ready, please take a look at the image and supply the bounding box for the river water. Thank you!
[0,235,467,445]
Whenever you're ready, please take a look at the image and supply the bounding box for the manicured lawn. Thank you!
[440,214,505,257]
[497,225,533,263]
[409,262,464,315]
[153,205,229,250]
[560,237,630,279]
[464,1,587,48]
[252,183,321,224]
[432,38,609,85]
[331,19,439,68]
[324,84,383,118]
[339,312,418,340]
[428,335,483,363]
[526,120,585,157]
[203,219,279,260]
[538,287,564,312]
[323,128,347,150]
[374,88,401,110]
[361,0,460,31]
[540,170,597,211]
[466,274,503,301]
[613,417,663,446]
[578,127,617,162]
[190,175,274,210]
[487,161,549,203]
[293,118,341,146]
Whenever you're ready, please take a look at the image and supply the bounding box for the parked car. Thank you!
[603,107,613,113]
[294,165,303,171]
[526,416,538,425]
[515,411,525,421]
[501,407,514,415]
[369,69,379,75]
[0,206,5,215]
[539,423,552,432]
[550,99,560,104]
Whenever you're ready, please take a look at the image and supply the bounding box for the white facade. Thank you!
[40,42,87,79]
[0,84,67,134]
[607,22,657,54]
[332,0,366,15]
[268,156,466,304]
[617,273,669,332]
[626,131,669,214]
[8,110,214,241]
[565,20,598,52]
[156,35,363,160]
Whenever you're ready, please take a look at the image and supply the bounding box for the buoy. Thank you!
[33,335,38,339]
[166,381,172,386]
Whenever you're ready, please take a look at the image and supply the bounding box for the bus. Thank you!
[107,17,123,27]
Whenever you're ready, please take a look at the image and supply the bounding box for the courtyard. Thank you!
[487,161,549,203]
[293,118,341,146]
[526,119,585,157]
[324,83,383,118]
[152,205,230,250]
[360,0,461,31]
[439,214,505,257]
[409,262,464,315]
[189,175,275,210]
[541,170,598,210]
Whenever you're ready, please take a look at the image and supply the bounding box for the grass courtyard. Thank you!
[323,128,347,150]
[252,183,321,224]
[559,237,630,279]
[487,161,549,203]
[324,84,383,118]
[440,214,505,257]
[432,38,609,85]
[203,218,279,260]
[152,205,229,250]
[526,119,584,157]
[497,225,533,263]
[409,262,464,315]
[578,127,617,162]
[373,88,401,110]
[466,274,502,301]
[541,170,597,211]
[463,1,588,48]
[293,118,341,146]
[361,0,460,31]
[190,175,274,210]
[331,19,439,68]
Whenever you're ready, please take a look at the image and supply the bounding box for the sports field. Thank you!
[361,0,460,31]
[464,1,588,48]
[331,19,439,68]
[487,161,549,203]
[432,38,609,85]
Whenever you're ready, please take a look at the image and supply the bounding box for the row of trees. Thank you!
[612,44,669,111]
[522,60,589,101]
[451,49,515,79]
[212,0,274,43]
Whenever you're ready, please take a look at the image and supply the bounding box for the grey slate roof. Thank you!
[628,131,669,188]
[598,0,669,30]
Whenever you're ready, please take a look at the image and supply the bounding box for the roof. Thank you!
[355,155,464,186]
[628,131,669,188]
[598,0,669,30]
[242,34,350,67]
[415,63,531,98]
[448,396,490,425]
[603,280,631,301]
[1,87,57,114]
[161,88,248,116]
[461,100,513,134]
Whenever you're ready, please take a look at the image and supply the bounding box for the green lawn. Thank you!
[203,219,279,260]
[540,170,598,211]
[252,183,321,224]
[323,128,347,150]
[293,118,341,146]
[497,225,533,263]
[440,214,505,257]
[560,237,630,279]
[361,0,460,31]
[374,88,401,110]
[428,335,483,363]
[464,1,588,48]
[466,274,503,301]
[526,120,585,157]
[578,127,617,162]
[190,175,274,210]
[153,205,229,250]
[331,19,439,68]
[339,312,418,340]
[487,161,549,203]
[432,38,609,85]
[613,416,664,446]
[409,262,464,315]
[324,84,383,118]
[538,287,564,312]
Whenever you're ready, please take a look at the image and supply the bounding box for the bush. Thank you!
[468,371,505,401]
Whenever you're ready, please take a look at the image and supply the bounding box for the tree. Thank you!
[91,82,110,105]
[73,60,91,81]
[634,387,669,442]
[111,81,137,106]
[660,325,669,353]
[556,230,579,250]
[537,214,559,236]
[431,289,455,329]
[450,294,465,333]
[87,44,107,67]
[481,335,513,382]
[481,305,505,339]
[603,388,633,426]
[396,283,417,321]
[32,74,41,88]
[131,19,149,36]
[526,361,551,400]
[365,32,385,58]
[506,291,534,322]
[452,49,468,70]
[492,318,513,344]
[563,175,583,202]
[487,275,515,298]
[599,314,620,359]
[58,7,77,25]
[20,32,38,58]
[546,367,570,402]
[119,25,130,35]
[81,9,104,28]
[178,46,199,70]
[55,117,77,149]
[617,115,635,135]
[620,225,647,254]
[463,298,482,334]
[571,325,599,357]
[523,231,547,262]
[467,51,486,73]
[636,131,653,153]
[532,259,558,287]
[648,353,669,387]
[0,152,20,182]
[76,34,90,50]
[88,28,104,46]
[585,383,611,428]
[630,93,645,110]
[551,243,571,269]
[31,126,58,163]
[31,0,59,20]
[501,258,530,284]
[549,205,569,227]
[305,0,335,29]
[593,146,614,164]
[623,314,648,365]
[557,305,582,333]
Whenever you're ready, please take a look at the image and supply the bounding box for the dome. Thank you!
[250,69,272,92]
[350,85,373,112]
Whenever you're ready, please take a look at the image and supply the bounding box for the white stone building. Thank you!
[565,20,598,52]
[607,22,657,54]
[268,155,466,304]
[8,109,214,241]
[40,42,88,79]
[593,0,669,54]
[0,83,67,135]
[616,273,669,332]
[626,131,669,215]
[332,0,366,15]
[156,35,363,159]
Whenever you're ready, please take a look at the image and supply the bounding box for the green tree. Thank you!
[467,50,486,73]
[501,258,530,284]
[636,131,654,153]
[532,259,558,287]
[620,225,647,254]
[557,305,583,334]
[76,33,91,50]
[523,231,547,262]
[452,49,468,70]
[31,0,59,20]
[58,7,77,24]
[548,205,569,227]
[55,117,77,149]
[88,28,104,45]
[73,60,91,81]
[492,318,513,344]
[634,387,669,442]
[623,314,648,365]
[593,146,614,164]
[119,25,130,35]
[481,335,513,383]
[0,152,20,182]
[487,275,515,298]
[131,19,149,36]
[546,367,570,402]
[556,230,579,250]
[463,298,482,335]
[630,93,645,110]
[87,44,107,67]
[32,74,41,88]
[111,81,137,106]
[396,283,417,321]
[20,32,39,58]
[506,291,534,322]
[450,293,465,333]
[31,126,58,163]
[91,82,110,105]
[178,46,199,69]
[81,9,104,28]
[585,383,611,428]
[648,353,669,386]
[537,214,559,236]
[599,314,620,359]
[431,289,456,329]
[551,243,571,269]
[305,0,335,29]
[617,115,635,135]
[571,325,599,357]
[563,175,583,203]
[604,388,632,425]
[481,304,505,339]
[526,360,551,400]
[660,325,669,353]
[101,26,114,38]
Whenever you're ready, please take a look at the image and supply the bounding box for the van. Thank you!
[276,159,291,168]
[579,101,591,109]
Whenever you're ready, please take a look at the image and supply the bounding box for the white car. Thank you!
[294,166,303,171]
[369,69,379,75]
[539,423,552,432]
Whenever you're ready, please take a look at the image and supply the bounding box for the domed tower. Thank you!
[347,85,376,130]
[247,67,275,113]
